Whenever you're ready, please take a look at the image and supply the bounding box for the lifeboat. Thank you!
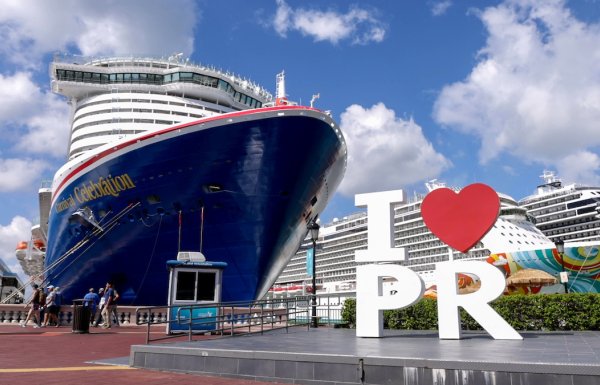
[33,239,46,250]
[16,241,28,250]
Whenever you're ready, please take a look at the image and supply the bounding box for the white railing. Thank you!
[0,304,151,326]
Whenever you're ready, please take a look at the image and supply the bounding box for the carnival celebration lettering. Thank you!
[55,173,136,213]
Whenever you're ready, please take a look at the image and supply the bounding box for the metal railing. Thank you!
[136,297,310,344]
[294,293,351,326]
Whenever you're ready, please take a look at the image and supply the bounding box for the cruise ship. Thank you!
[18,54,347,305]
[273,182,557,295]
[519,171,600,243]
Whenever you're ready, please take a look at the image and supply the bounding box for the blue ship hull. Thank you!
[45,107,346,305]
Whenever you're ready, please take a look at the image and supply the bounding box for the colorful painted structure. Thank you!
[488,241,600,294]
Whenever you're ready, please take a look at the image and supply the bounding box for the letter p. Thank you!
[356,264,424,337]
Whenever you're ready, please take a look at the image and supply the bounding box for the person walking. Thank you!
[42,286,60,327]
[92,287,105,327]
[101,282,120,328]
[109,287,121,327]
[38,286,47,326]
[21,284,42,328]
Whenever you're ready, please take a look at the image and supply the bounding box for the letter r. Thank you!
[436,261,522,340]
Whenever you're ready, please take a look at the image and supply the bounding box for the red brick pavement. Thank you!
[0,324,292,385]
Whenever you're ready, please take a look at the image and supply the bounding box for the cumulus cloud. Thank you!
[0,158,49,192]
[556,151,600,186]
[0,0,198,66]
[431,1,453,16]
[433,0,600,182]
[16,93,71,158]
[339,103,451,196]
[0,72,41,123]
[0,72,71,157]
[0,216,32,284]
[273,0,386,45]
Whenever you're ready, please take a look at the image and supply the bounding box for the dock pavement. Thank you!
[0,323,291,385]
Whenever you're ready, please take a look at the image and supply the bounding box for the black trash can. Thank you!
[72,299,90,334]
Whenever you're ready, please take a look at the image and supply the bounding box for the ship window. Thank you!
[181,72,193,80]
[116,73,123,82]
[164,74,172,83]
[172,73,179,81]
[124,73,131,81]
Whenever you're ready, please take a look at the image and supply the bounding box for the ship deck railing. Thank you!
[136,297,313,345]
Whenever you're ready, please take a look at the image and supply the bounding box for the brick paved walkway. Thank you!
[0,324,291,385]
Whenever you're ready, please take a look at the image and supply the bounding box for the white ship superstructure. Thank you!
[52,54,272,160]
[519,171,600,243]
[274,183,554,294]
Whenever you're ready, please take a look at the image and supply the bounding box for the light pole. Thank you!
[555,239,568,294]
[308,220,320,328]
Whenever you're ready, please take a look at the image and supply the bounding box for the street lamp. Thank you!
[555,239,568,294]
[307,220,320,328]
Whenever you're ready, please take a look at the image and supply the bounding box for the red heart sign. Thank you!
[421,183,499,253]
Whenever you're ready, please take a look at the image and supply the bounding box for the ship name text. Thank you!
[55,174,136,213]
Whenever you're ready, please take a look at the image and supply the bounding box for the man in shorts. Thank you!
[43,286,60,327]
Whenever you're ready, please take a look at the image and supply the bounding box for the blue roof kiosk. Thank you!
[166,252,227,334]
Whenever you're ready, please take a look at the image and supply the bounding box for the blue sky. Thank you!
[1,0,600,279]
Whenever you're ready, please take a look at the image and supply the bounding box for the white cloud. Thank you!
[433,0,600,178]
[339,103,451,196]
[273,0,386,45]
[0,72,71,157]
[556,151,600,186]
[0,0,198,66]
[0,158,49,192]
[0,72,41,123]
[431,1,453,17]
[16,93,71,158]
[0,216,32,284]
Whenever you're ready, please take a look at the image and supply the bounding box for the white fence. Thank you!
[0,304,158,326]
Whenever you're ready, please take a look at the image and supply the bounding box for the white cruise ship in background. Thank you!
[519,171,600,243]
[272,181,557,296]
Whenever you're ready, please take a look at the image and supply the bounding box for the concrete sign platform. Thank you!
[130,328,600,384]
